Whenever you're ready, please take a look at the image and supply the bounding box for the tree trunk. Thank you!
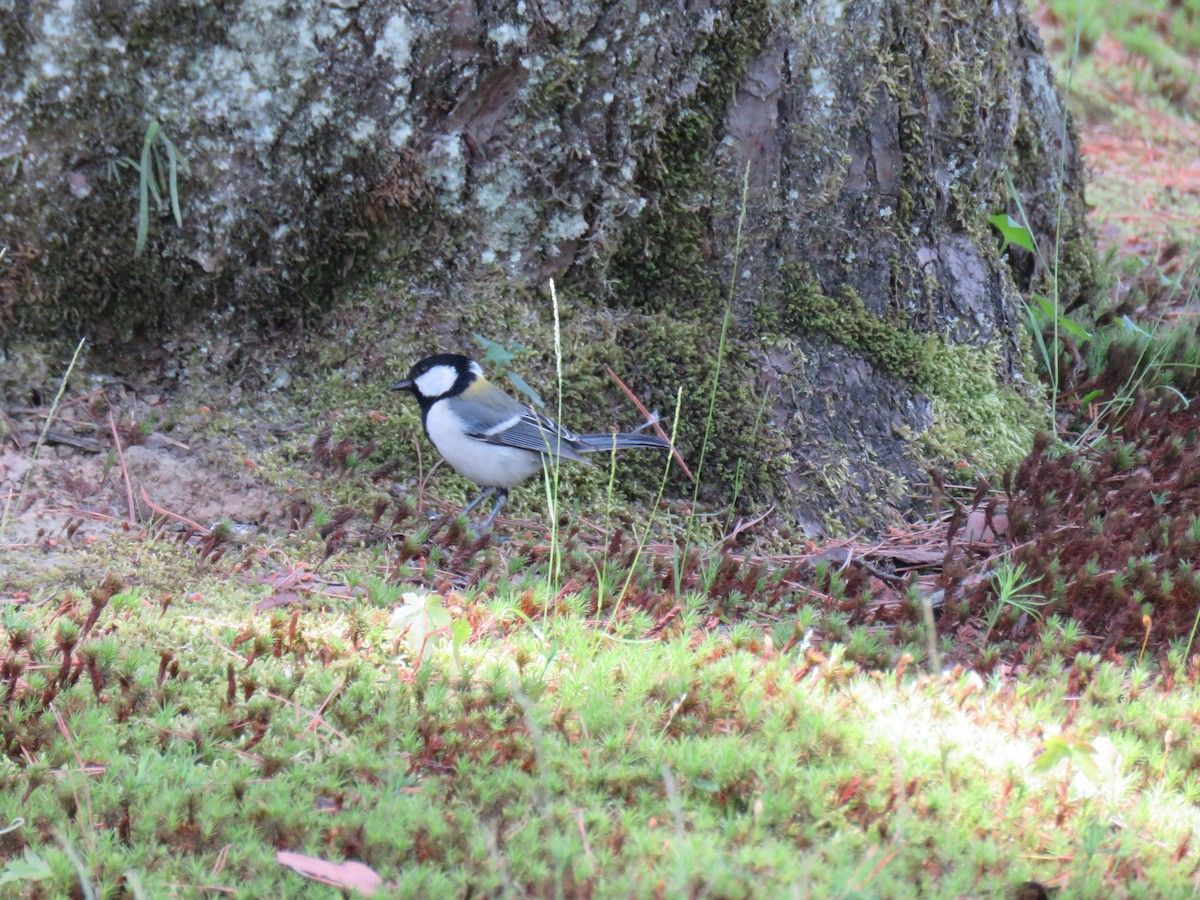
[0,0,1095,532]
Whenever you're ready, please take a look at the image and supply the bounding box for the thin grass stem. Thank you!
[607,386,684,628]
[542,278,565,595]
[681,160,752,575]
[0,338,87,543]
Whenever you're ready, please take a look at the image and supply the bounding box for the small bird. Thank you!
[392,353,671,531]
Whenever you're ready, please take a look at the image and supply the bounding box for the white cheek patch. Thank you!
[414,364,458,397]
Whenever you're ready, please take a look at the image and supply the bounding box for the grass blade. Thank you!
[134,122,157,255]
[160,133,183,227]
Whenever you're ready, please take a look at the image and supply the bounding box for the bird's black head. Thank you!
[391,354,483,406]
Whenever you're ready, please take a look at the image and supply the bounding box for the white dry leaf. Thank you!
[388,591,452,661]
[277,850,382,895]
[1069,735,1131,805]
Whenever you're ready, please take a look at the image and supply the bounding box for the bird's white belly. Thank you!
[426,403,544,488]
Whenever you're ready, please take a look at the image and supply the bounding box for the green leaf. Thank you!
[160,132,183,227]
[1033,735,1099,781]
[1029,294,1091,341]
[135,122,159,256]
[1032,737,1073,773]
[427,604,452,630]
[472,334,516,367]
[0,850,51,886]
[1059,317,1091,342]
[1078,389,1104,406]
[988,213,1035,253]
[148,145,165,212]
[506,370,544,408]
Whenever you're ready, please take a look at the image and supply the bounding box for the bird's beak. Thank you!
[391,378,414,392]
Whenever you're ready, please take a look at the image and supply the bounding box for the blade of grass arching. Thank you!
[1005,178,1057,431]
[124,869,150,900]
[681,160,752,574]
[0,338,87,543]
[1022,298,1052,373]
[53,828,96,900]
[594,435,620,618]
[135,123,158,256]
[147,146,164,212]
[1183,603,1200,666]
[604,430,619,531]
[1004,177,1050,273]
[541,278,565,595]
[160,132,183,227]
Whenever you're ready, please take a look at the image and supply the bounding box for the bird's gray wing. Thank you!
[449,390,530,434]
[458,402,592,464]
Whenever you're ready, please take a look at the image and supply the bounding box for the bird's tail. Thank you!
[575,431,672,453]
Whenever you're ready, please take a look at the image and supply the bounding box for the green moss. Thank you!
[918,341,1042,472]
[608,0,770,319]
[543,0,780,504]
[513,309,782,508]
[274,276,788,518]
[619,320,780,505]
[778,265,938,387]
[773,265,1039,473]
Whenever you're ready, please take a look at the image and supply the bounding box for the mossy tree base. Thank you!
[1,0,1095,532]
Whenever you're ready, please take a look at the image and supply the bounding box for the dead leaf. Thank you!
[277,850,381,896]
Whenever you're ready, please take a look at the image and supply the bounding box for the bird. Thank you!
[392,353,672,531]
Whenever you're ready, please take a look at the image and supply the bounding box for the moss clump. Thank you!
[985,398,1200,653]
[608,0,770,319]
[553,309,789,509]
[278,279,787,515]
[776,265,939,388]
[770,265,1039,473]
[918,342,1042,471]
[618,318,781,505]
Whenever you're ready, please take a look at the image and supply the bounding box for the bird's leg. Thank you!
[428,486,495,536]
[460,486,497,517]
[477,488,508,533]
